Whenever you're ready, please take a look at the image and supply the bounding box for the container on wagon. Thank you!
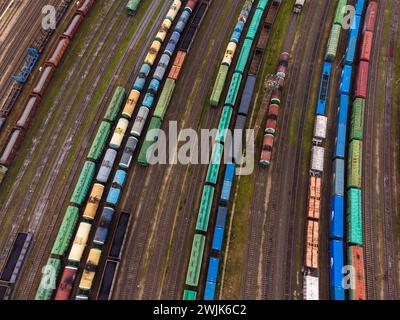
[68,222,91,263]
[79,248,102,291]
[82,183,105,220]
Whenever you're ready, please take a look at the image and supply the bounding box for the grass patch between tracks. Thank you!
[221,0,295,299]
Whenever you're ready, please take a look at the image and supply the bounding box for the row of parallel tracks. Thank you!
[364,0,400,300]
[111,0,246,300]
[0,0,61,110]
[258,0,331,300]
[0,0,169,299]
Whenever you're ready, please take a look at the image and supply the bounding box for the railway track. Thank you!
[7,1,168,299]
[381,0,399,299]
[362,0,399,300]
[112,0,243,300]
[261,0,331,300]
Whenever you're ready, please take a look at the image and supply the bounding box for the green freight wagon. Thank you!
[126,0,141,15]
[153,78,176,120]
[350,98,365,141]
[35,258,61,300]
[104,86,126,122]
[325,24,341,61]
[51,206,79,256]
[206,143,224,185]
[216,106,233,143]
[235,39,253,75]
[0,165,7,185]
[70,161,96,206]
[183,290,197,300]
[347,140,362,189]
[225,73,242,107]
[196,185,215,232]
[210,64,229,107]
[246,8,263,41]
[347,188,363,245]
[87,121,111,161]
[138,117,162,166]
[334,0,347,26]
[257,0,269,10]
[185,234,206,287]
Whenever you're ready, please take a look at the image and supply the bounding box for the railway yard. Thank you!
[0,0,399,302]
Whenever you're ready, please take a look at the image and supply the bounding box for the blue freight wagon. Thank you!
[220,164,235,204]
[334,94,349,159]
[165,31,181,56]
[133,64,151,91]
[215,207,228,229]
[212,227,224,252]
[339,65,352,95]
[355,0,365,16]
[207,257,219,283]
[204,281,216,300]
[94,207,114,245]
[316,62,332,116]
[332,159,345,196]
[330,239,345,300]
[345,15,361,65]
[106,170,127,206]
[330,195,344,239]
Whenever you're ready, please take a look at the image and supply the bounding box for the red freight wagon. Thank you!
[0,129,25,166]
[55,266,78,300]
[16,95,41,130]
[348,246,366,300]
[355,60,369,99]
[77,0,95,17]
[186,0,198,11]
[360,31,373,62]
[363,1,378,33]
[62,14,83,39]
[260,134,274,167]
[174,51,187,68]
[168,66,181,80]
[46,36,70,67]
[32,65,55,96]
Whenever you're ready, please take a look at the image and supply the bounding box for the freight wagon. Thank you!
[106,170,127,206]
[82,183,104,220]
[185,234,206,287]
[345,15,361,65]
[330,240,344,300]
[109,212,130,260]
[0,129,25,166]
[79,248,102,291]
[55,266,78,300]
[68,222,91,263]
[119,137,138,169]
[94,208,114,245]
[35,258,61,300]
[70,161,96,206]
[16,95,40,130]
[96,149,117,184]
[97,260,119,300]
[51,206,79,256]
[126,0,141,15]
[348,246,366,300]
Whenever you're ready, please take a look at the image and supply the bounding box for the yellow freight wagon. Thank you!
[82,183,104,220]
[79,248,102,291]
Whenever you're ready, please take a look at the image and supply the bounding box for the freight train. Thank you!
[182,0,275,301]
[35,0,199,300]
[0,0,96,185]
